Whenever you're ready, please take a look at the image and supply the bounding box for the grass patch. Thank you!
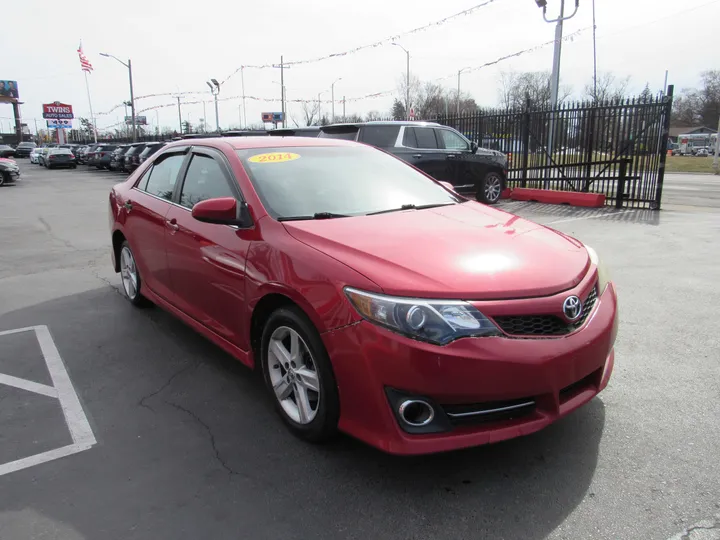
[665,155,718,174]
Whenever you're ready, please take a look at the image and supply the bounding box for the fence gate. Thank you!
[436,86,674,209]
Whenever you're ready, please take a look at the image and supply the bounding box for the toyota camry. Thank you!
[108,136,618,455]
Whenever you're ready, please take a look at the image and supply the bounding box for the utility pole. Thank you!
[317,91,325,124]
[241,66,247,128]
[272,57,291,128]
[713,114,720,175]
[176,96,182,133]
[536,0,579,161]
[457,67,470,116]
[331,78,342,123]
[343,96,346,120]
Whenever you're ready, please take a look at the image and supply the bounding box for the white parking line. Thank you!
[0,325,97,477]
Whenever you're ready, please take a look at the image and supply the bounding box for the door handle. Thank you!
[446,154,459,160]
[166,218,179,232]
[412,154,423,158]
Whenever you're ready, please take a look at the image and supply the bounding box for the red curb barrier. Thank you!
[509,188,606,208]
[501,188,512,199]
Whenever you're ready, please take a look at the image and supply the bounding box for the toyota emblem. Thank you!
[562,296,582,320]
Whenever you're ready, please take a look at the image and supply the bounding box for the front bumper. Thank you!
[323,283,618,455]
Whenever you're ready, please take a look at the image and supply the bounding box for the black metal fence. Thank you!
[436,86,674,209]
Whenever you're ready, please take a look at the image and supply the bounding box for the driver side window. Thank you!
[438,129,469,151]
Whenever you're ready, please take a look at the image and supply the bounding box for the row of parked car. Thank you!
[22,141,169,173]
[11,120,509,203]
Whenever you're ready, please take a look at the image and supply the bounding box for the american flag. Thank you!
[77,42,93,73]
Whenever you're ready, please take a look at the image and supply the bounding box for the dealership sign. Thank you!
[124,115,148,125]
[261,112,284,123]
[42,102,74,119]
[47,119,73,129]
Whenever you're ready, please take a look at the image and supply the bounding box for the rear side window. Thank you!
[359,126,400,147]
[413,128,438,149]
[318,128,359,140]
[142,154,186,200]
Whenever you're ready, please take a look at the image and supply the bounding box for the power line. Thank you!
[220,0,504,83]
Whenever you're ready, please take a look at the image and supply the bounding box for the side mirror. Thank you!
[191,197,253,228]
[471,142,479,154]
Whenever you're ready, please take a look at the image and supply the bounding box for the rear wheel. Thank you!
[119,241,150,307]
[0,172,7,186]
[260,307,340,443]
[476,172,504,204]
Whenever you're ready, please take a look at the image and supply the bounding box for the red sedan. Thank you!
[109,136,618,455]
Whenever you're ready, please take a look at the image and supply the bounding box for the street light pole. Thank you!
[392,43,410,120]
[457,67,470,116]
[331,78,342,123]
[99,52,137,141]
[241,66,247,128]
[207,79,221,132]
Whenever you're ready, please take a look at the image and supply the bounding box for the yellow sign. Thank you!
[248,152,300,164]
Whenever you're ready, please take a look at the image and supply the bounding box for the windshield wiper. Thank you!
[366,202,456,216]
[278,212,351,222]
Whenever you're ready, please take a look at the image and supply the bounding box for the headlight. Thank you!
[586,245,611,293]
[345,287,500,345]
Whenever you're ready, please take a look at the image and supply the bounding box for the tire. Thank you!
[476,171,504,205]
[71,165,77,169]
[96,165,103,170]
[118,240,151,307]
[260,306,340,443]
[0,172,6,186]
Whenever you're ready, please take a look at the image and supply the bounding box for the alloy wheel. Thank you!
[119,246,139,300]
[484,173,503,203]
[267,326,320,425]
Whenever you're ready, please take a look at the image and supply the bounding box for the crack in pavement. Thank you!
[138,362,200,412]
[670,515,720,540]
[38,216,77,251]
[164,400,245,478]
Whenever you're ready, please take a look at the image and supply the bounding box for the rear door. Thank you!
[164,146,251,349]
[124,149,190,300]
[395,126,452,181]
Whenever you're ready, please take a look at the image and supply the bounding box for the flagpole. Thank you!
[84,71,97,143]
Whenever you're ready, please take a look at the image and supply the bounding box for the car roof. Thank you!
[163,136,361,151]
[321,121,442,130]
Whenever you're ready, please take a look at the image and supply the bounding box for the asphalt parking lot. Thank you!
[1,162,719,540]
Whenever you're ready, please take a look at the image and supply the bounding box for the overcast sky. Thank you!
[2,0,718,134]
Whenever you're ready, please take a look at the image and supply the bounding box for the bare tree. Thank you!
[294,100,320,126]
[584,72,631,102]
[498,70,572,109]
[365,110,383,121]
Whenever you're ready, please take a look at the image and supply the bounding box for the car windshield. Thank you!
[236,145,461,220]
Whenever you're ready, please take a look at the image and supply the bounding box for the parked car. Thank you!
[319,122,509,204]
[0,145,16,158]
[87,144,118,169]
[45,148,77,169]
[38,147,53,166]
[695,147,709,157]
[109,145,131,171]
[75,145,91,164]
[122,143,148,173]
[108,136,618,455]
[0,157,20,186]
[137,141,167,166]
[29,147,42,164]
[14,141,37,158]
[268,127,320,137]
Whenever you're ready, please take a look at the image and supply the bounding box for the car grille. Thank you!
[493,285,598,337]
[442,398,536,426]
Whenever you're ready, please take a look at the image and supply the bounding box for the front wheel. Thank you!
[0,172,7,186]
[260,307,340,443]
[476,171,504,204]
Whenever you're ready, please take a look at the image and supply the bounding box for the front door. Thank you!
[164,147,251,350]
[395,126,454,182]
[124,150,189,300]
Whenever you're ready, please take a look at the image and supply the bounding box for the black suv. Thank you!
[268,127,320,137]
[14,141,37,158]
[319,121,508,204]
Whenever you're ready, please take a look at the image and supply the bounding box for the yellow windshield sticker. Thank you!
[248,152,300,164]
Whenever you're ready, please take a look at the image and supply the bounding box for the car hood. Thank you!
[283,202,590,300]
